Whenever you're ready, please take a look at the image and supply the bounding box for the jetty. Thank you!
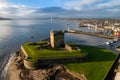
[64,30,114,39]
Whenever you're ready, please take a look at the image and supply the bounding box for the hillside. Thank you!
[0,17,12,20]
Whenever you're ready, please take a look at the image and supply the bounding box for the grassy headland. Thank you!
[65,46,117,80]
[22,41,117,80]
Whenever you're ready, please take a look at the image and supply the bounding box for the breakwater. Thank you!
[65,30,114,39]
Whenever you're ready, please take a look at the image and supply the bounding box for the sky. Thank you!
[0,0,120,18]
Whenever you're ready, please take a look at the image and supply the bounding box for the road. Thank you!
[99,39,120,54]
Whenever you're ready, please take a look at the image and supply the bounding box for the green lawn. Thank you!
[65,46,117,80]
[22,42,86,61]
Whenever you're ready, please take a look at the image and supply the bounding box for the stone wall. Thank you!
[50,30,54,48]
[22,52,88,69]
[21,46,28,59]
[65,44,72,51]
[36,55,88,67]
[21,45,88,69]
[24,60,36,69]
[104,54,120,80]
[65,44,81,51]
[54,34,64,48]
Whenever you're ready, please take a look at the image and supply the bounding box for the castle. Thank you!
[21,29,87,69]
[50,29,64,48]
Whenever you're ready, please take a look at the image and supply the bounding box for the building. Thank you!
[114,31,120,37]
[112,23,120,31]
[50,29,64,48]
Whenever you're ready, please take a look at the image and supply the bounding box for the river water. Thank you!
[0,19,109,79]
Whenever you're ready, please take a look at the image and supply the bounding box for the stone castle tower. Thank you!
[50,29,64,48]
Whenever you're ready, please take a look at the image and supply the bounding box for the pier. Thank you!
[64,30,114,39]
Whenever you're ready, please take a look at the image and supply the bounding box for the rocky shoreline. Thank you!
[6,51,87,80]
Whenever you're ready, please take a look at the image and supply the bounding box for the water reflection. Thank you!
[0,20,13,26]
[65,33,108,46]
[0,26,12,41]
[12,20,48,26]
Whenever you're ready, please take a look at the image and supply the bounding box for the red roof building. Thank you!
[114,32,120,36]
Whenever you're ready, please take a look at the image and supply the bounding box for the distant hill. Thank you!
[0,17,12,20]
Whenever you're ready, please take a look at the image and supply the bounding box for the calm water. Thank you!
[0,19,108,77]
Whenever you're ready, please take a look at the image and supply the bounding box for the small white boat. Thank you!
[67,28,75,32]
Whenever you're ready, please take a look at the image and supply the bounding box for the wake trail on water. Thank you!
[0,52,16,80]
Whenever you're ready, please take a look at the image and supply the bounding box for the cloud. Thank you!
[107,8,120,12]
[63,0,120,11]
[34,5,120,18]
[63,0,100,10]
[0,0,35,18]
[0,0,8,8]
[96,0,120,9]
[0,0,120,18]
[57,0,120,18]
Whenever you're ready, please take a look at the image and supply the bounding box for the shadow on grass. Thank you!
[80,46,117,62]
